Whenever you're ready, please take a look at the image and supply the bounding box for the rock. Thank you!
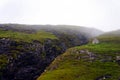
[80,50,85,53]
[116,56,120,61]
[92,38,99,44]
[96,74,112,80]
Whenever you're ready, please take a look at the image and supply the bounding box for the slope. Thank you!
[38,30,120,80]
[0,24,103,80]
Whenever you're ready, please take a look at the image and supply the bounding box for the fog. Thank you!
[0,0,120,31]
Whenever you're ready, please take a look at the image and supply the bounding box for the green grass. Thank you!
[74,43,120,56]
[38,52,120,80]
[0,54,8,69]
[38,39,120,80]
[0,29,57,43]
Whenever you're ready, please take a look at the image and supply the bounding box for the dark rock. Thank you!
[95,74,112,80]
[0,39,65,80]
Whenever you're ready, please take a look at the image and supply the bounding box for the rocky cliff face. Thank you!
[0,38,65,80]
[0,35,87,80]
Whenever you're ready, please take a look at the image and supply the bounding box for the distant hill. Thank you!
[98,29,120,42]
[99,29,120,37]
[0,24,103,38]
[0,24,103,48]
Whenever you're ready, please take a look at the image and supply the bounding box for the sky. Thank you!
[0,0,120,31]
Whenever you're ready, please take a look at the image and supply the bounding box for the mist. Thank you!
[0,0,120,31]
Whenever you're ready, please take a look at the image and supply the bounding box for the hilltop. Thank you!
[0,24,103,37]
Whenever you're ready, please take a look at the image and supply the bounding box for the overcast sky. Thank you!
[0,0,120,31]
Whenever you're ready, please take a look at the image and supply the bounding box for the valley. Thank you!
[0,24,119,80]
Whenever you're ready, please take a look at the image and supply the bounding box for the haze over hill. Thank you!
[0,0,120,31]
[0,24,103,38]
[100,29,120,37]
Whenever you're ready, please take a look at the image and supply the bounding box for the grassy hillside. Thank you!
[98,29,120,42]
[0,24,103,38]
[0,29,57,43]
[100,30,120,37]
[38,31,120,80]
[0,24,104,49]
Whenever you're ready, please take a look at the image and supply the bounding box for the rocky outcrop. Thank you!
[0,34,88,80]
[95,74,112,80]
[0,38,65,80]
